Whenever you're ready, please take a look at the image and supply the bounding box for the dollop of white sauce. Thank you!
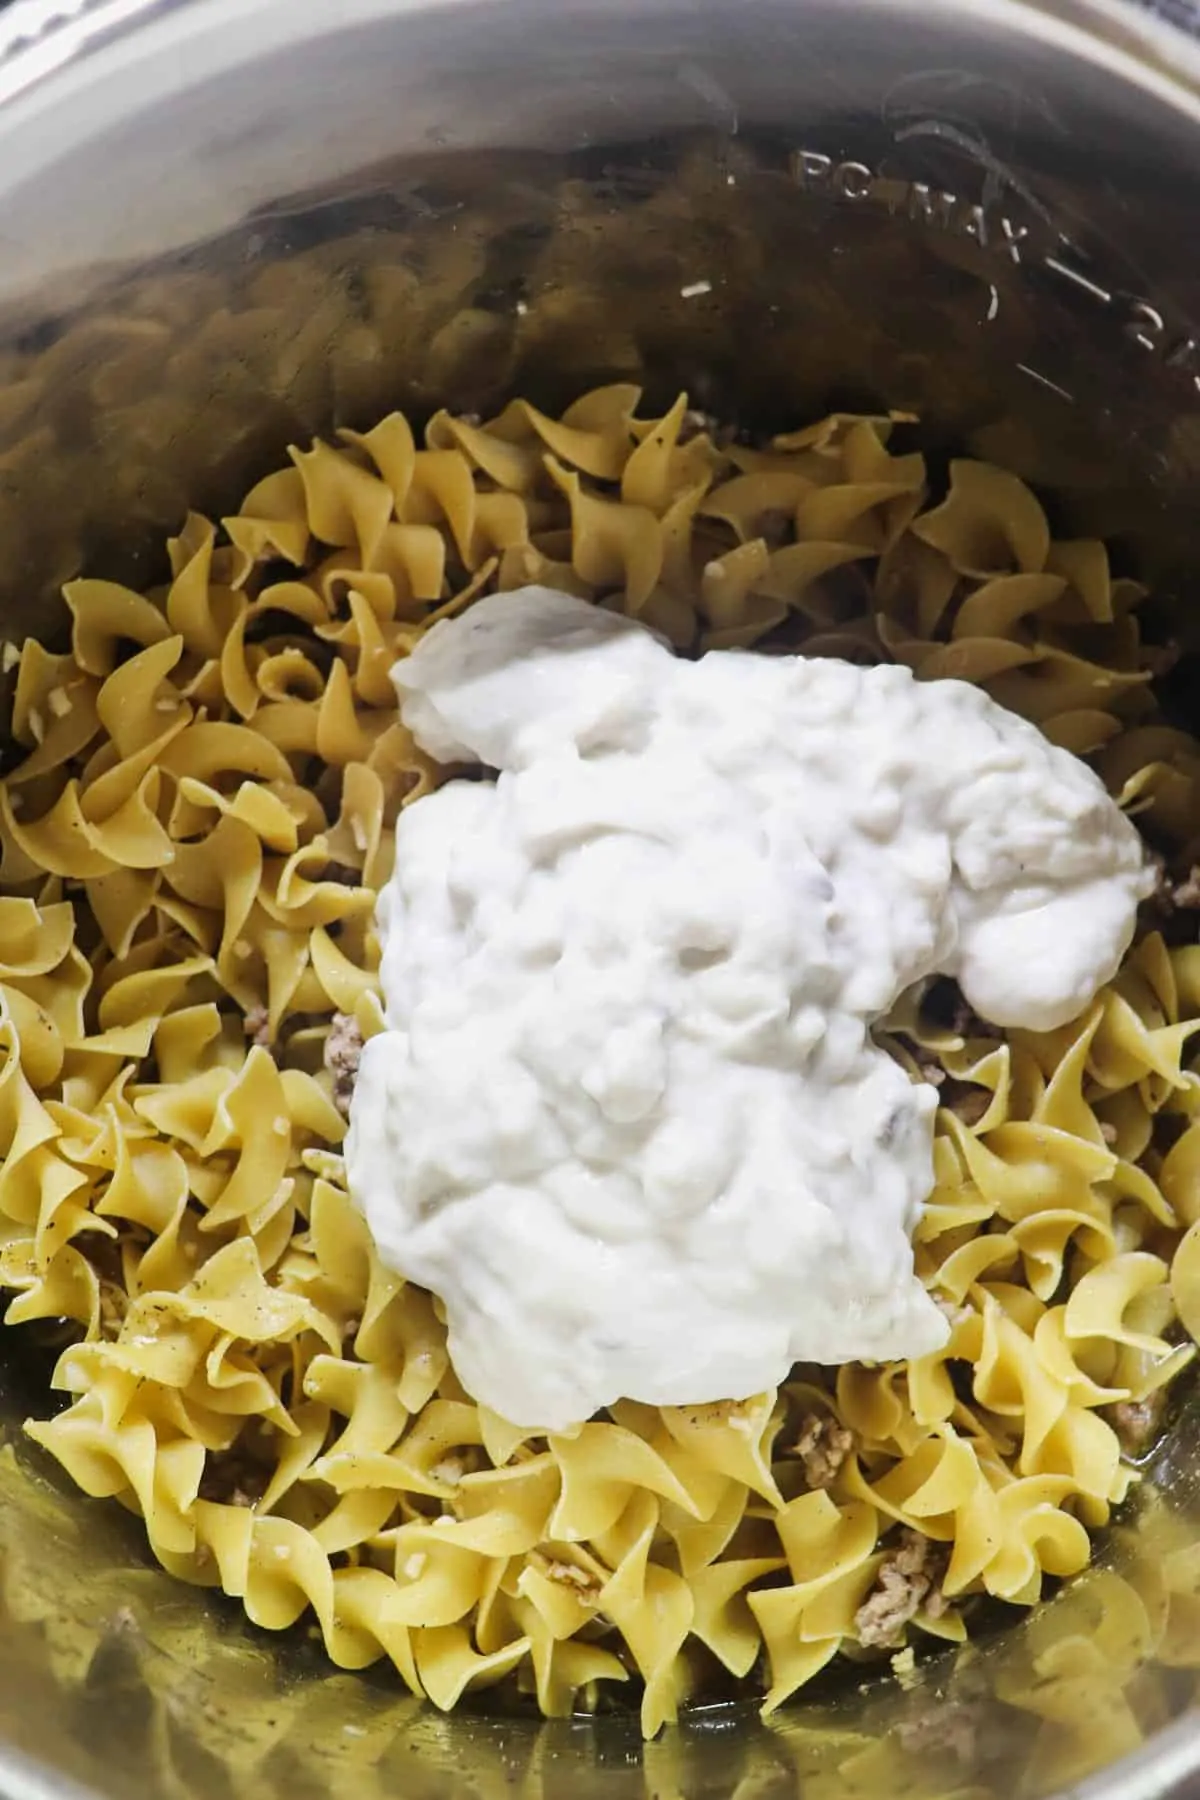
[345,586,1151,1430]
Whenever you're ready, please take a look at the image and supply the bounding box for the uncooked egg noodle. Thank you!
[0,388,1197,1735]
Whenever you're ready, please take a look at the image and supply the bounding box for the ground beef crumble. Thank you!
[757,508,794,549]
[1151,855,1200,913]
[855,1529,949,1648]
[790,1411,854,1489]
[1106,1391,1167,1456]
[901,1042,991,1126]
[243,1003,271,1049]
[1172,869,1200,909]
[324,1011,364,1117]
[895,1698,1007,1767]
[540,1558,601,1598]
[198,1450,266,1509]
[921,977,1002,1043]
[941,1081,992,1128]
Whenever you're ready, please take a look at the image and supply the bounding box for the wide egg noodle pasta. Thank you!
[0,390,1198,1738]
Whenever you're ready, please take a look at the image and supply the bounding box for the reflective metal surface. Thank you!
[1,2,1200,1796]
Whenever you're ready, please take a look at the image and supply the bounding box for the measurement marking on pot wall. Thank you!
[791,151,1029,261]
[1017,364,1073,403]
[790,147,1200,400]
[1043,254,1112,306]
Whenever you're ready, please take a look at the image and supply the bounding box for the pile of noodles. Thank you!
[0,388,1198,1735]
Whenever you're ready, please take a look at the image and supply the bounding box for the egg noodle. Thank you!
[0,388,1198,1736]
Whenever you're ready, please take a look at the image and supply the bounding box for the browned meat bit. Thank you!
[325,1011,364,1117]
[1148,854,1200,916]
[1106,1391,1166,1457]
[895,1699,1003,1767]
[324,861,365,888]
[243,1003,271,1049]
[922,977,1001,1043]
[542,1559,601,1598]
[1169,867,1200,910]
[526,1548,602,1599]
[934,1076,991,1127]
[790,1411,853,1489]
[855,1529,948,1649]
[199,1450,266,1509]
[940,1081,991,1128]
[1174,870,1200,909]
[757,508,794,549]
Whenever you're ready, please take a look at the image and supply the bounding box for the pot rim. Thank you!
[0,3,1196,1799]
[0,0,1198,116]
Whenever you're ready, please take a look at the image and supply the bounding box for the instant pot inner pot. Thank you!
[1,3,1200,1797]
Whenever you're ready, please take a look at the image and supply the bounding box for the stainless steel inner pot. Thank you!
[1,2,1200,1796]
